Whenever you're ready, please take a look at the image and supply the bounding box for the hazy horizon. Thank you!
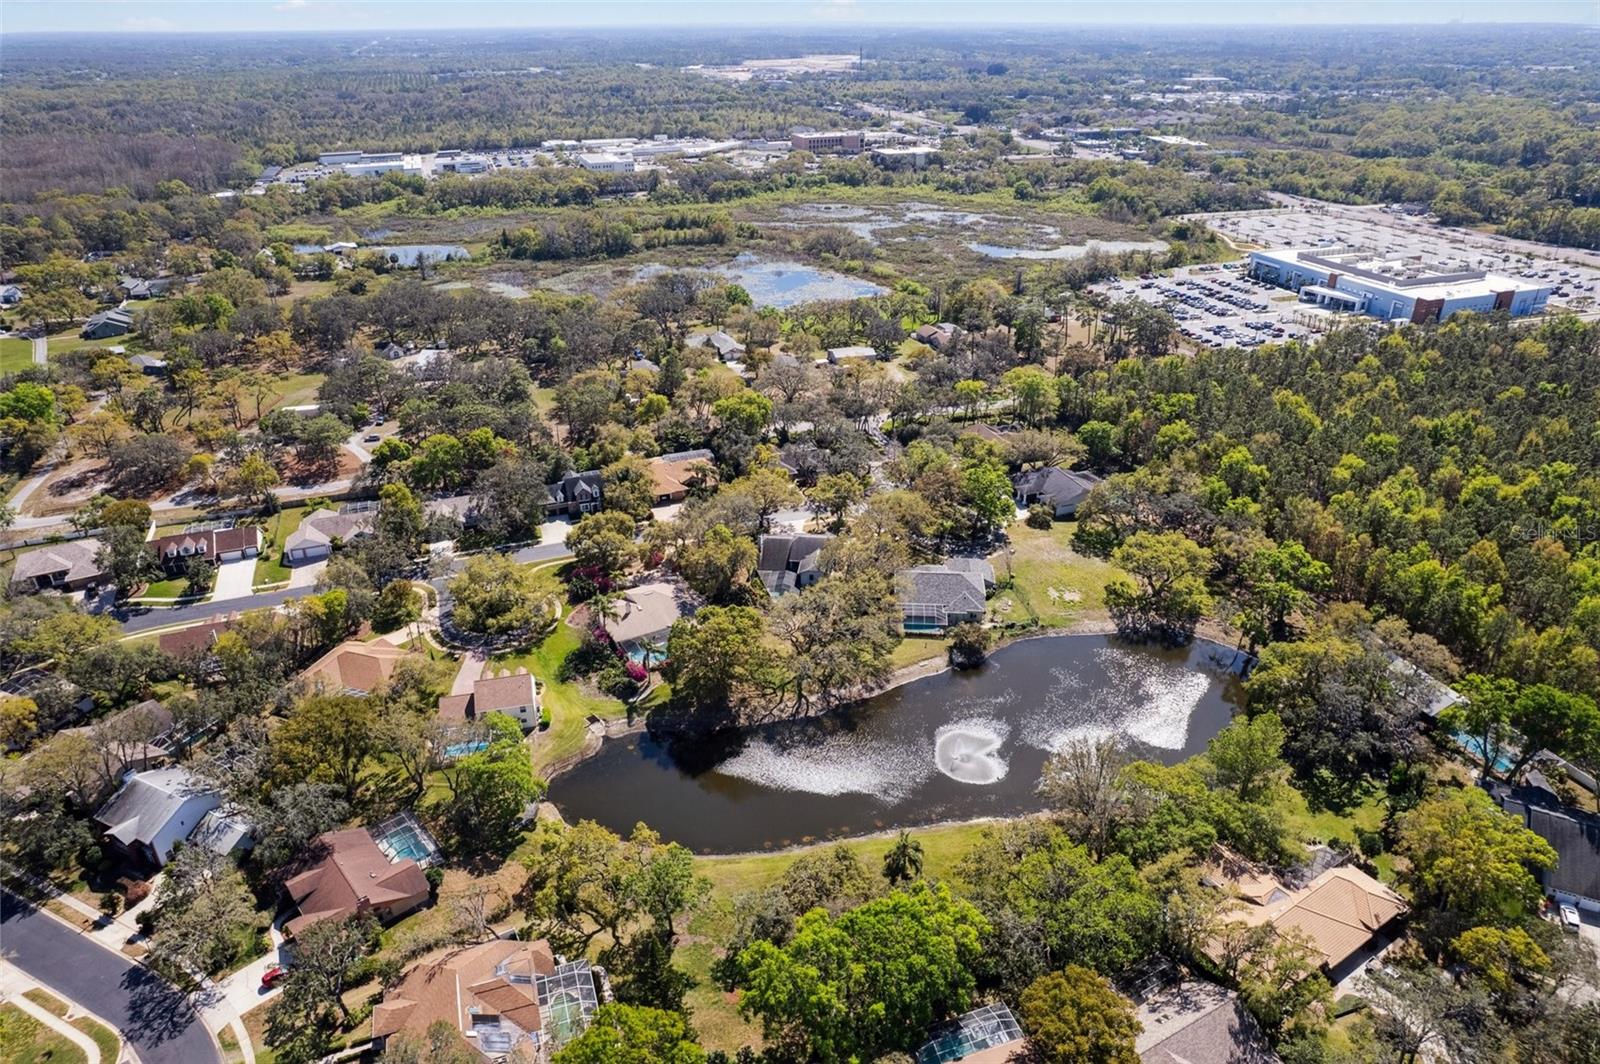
[3,0,1597,36]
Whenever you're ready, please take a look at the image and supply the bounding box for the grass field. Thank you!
[0,336,35,374]
[889,636,949,670]
[46,330,134,360]
[0,1002,86,1064]
[987,520,1122,629]
[493,618,632,777]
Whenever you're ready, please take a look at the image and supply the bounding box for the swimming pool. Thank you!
[372,812,441,867]
[443,739,490,759]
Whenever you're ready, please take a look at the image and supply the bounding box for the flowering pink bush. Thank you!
[625,661,649,682]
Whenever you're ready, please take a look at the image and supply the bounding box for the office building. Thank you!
[1248,246,1553,323]
[791,130,863,153]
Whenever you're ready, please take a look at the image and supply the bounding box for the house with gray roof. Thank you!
[1487,780,1600,911]
[10,538,105,593]
[1013,466,1104,518]
[81,308,133,340]
[94,766,249,867]
[757,533,832,596]
[689,329,746,360]
[545,470,603,517]
[285,509,375,564]
[1136,981,1280,1064]
[896,559,994,631]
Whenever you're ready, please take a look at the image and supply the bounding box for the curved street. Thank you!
[0,888,222,1064]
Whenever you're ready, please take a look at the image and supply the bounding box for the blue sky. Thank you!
[2,0,1597,35]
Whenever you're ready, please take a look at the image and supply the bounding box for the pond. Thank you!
[967,238,1170,260]
[372,244,471,267]
[550,634,1246,853]
[635,253,885,308]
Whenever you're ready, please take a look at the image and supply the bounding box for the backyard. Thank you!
[0,336,34,374]
[986,520,1122,630]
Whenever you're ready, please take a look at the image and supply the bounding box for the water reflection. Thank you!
[551,635,1244,852]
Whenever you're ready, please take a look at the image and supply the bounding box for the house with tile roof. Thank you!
[647,449,716,505]
[372,938,603,1060]
[1207,864,1406,977]
[302,639,415,695]
[283,827,431,937]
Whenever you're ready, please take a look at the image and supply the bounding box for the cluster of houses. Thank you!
[8,525,264,596]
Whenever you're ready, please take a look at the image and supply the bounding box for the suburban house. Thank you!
[912,322,961,351]
[1487,780,1600,913]
[757,533,832,596]
[129,353,168,376]
[1135,980,1280,1064]
[1013,466,1104,519]
[283,827,432,937]
[438,669,541,730]
[371,938,604,1059]
[544,470,603,517]
[81,308,133,340]
[690,329,746,360]
[647,449,716,505]
[914,1003,1025,1064]
[59,699,176,782]
[9,538,106,593]
[895,559,995,631]
[602,582,694,659]
[302,639,415,696]
[284,509,375,564]
[118,276,175,300]
[1206,860,1407,978]
[0,284,22,305]
[827,344,878,364]
[148,527,262,574]
[93,767,251,867]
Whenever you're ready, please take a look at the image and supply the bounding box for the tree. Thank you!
[248,783,350,872]
[146,845,258,983]
[0,694,39,748]
[448,554,547,639]
[947,621,993,669]
[265,915,374,1061]
[770,569,901,714]
[960,458,1015,538]
[553,1003,706,1064]
[1204,712,1288,804]
[434,713,543,857]
[567,509,639,584]
[1236,542,1330,648]
[807,472,864,532]
[1002,366,1060,427]
[664,605,775,717]
[1451,925,1551,999]
[184,558,217,597]
[1236,927,1332,1040]
[95,523,162,597]
[1398,788,1557,931]
[676,524,756,604]
[1037,738,1135,859]
[108,433,192,493]
[1104,531,1212,644]
[882,830,924,886]
[273,694,376,803]
[737,884,988,1063]
[1017,966,1141,1064]
[229,451,280,502]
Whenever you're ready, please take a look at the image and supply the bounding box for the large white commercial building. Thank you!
[575,152,636,174]
[1248,246,1553,323]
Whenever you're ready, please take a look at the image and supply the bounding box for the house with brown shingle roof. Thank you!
[283,828,431,937]
[148,527,262,574]
[437,670,540,731]
[302,639,415,695]
[372,938,602,1059]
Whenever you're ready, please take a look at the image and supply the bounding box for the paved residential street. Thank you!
[1,888,222,1064]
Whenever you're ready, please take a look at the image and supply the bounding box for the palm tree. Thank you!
[882,830,925,886]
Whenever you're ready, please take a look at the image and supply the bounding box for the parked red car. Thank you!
[261,966,287,989]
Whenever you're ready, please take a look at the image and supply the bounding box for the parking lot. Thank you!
[1192,195,1600,313]
[1091,261,1333,349]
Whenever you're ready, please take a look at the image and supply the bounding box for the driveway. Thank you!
[538,517,573,547]
[1,888,222,1064]
[209,556,258,601]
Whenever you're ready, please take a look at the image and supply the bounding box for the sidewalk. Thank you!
[0,961,111,1063]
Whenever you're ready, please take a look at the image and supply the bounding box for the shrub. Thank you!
[424,867,445,893]
[123,879,152,906]
[1026,503,1055,529]
[947,622,994,669]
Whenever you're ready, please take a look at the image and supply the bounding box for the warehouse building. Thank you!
[1248,246,1553,323]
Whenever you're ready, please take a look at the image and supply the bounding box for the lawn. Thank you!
[45,329,135,360]
[987,521,1123,629]
[493,619,631,777]
[681,821,996,1055]
[20,992,118,1064]
[250,505,313,586]
[142,575,203,599]
[0,1002,86,1064]
[0,336,35,374]
[889,636,949,670]
[264,370,327,413]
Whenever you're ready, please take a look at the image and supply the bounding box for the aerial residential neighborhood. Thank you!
[1,4,1598,1064]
